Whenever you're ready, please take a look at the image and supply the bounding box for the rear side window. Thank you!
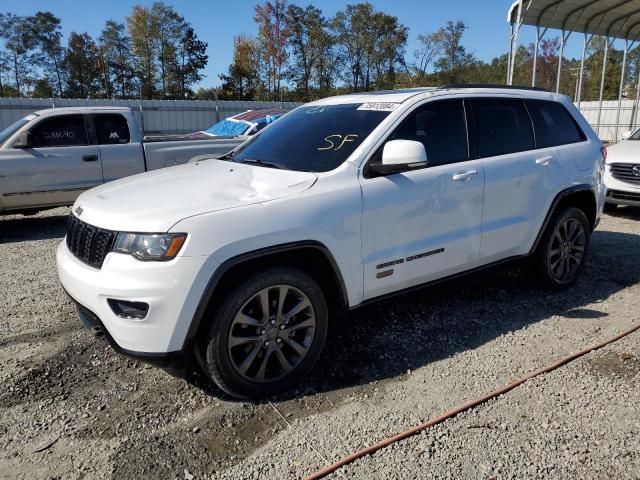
[31,115,88,147]
[94,114,131,144]
[387,99,468,167]
[471,98,534,158]
[526,100,585,147]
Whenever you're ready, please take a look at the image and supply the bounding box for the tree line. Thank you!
[0,2,207,99]
[1,1,639,103]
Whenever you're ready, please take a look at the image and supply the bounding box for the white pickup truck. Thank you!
[0,106,243,215]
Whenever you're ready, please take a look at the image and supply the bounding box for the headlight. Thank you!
[112,232,187,261]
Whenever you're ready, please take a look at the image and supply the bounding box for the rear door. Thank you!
[470,97,565,261]
[0,114,102,210]
[93,113,146,181]
[360,98,485,300]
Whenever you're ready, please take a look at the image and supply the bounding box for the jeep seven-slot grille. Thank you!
[66,215,116,268]
[610,163,640,185]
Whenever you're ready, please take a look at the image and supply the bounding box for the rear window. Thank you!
[95,114,130,144]
[471,98,534,158]
[525,100,585,147]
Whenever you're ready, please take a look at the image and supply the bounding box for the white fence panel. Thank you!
[0,98,300,134]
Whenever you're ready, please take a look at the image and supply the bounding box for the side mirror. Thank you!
[621,130,634,140]
[370,139,427,175]
[13,131,32,149]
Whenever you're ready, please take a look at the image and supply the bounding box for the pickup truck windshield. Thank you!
[230,104,392,172]
[0,115,35,146]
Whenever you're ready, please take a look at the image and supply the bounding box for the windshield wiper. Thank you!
[236,158,282,169]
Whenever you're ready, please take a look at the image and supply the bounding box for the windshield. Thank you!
[229,104,392,172]
[0,116,34,146]
[204,119,250,136]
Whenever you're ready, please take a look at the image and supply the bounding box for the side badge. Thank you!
[75,205,83,216]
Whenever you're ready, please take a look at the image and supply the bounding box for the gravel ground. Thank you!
[0,206,639,480]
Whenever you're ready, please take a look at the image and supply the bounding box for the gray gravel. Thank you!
[0,206,639,480]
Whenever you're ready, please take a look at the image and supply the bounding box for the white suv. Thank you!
[57,85,605,399]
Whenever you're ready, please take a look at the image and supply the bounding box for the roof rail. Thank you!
[438,83,549,92]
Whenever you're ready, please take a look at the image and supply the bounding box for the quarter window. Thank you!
[471,99,534,158]
[31,115,88,147]
[525,100,585,147]
[387,99,468,167]
[94,114,131,144]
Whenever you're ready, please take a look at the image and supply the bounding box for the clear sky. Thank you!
[2,0,599,89]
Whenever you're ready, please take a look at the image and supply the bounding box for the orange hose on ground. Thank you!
[304,321,640,480]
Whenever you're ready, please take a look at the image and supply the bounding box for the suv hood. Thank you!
[74,160,317,232]
[606,140,640,165]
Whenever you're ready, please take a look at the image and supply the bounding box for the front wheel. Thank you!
[534,207,591,289]
[198,267,328,399]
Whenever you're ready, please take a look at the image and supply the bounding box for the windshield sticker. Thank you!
[357,102,399,112]
[318,134,359,151]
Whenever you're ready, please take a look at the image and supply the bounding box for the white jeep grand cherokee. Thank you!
[57,85,605,399]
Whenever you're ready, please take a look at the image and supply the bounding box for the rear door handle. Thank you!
[452,170,478,181]
[82,155,99,162]
[535,155,554,166]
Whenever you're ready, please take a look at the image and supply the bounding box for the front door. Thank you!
[360,99,485,300]
[0,114,102,210]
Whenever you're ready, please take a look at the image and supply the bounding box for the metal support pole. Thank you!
[634,61,640,131]
[532,26,540,87]
[507,23,514,83]
[508,23,521,85]
[556,30,571,94]
[577,34,592,108]
[615,40,630,141]
[596,38,611,137]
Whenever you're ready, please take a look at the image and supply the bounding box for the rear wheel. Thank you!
[534,207,590,289]
[198,267,328,399]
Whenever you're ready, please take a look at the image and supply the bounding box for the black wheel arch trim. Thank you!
[183,240,349,349]
[529,183,597,255]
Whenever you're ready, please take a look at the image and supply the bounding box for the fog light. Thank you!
[107,299,149,320]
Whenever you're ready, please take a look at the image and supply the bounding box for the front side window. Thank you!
[1,115,35,147]
[95,113,131,144]
[230,104,391,172]
[31,115,88,147]
[471,98,534,158]
[383,99,468,167]
[526,100,586,147]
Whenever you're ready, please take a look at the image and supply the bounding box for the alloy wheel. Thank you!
[227,285,316,383]
[548,217,586,282]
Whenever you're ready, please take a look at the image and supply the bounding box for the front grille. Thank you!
[610,163,640,185]
[66,215,116,268]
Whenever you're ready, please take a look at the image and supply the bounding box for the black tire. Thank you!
[197,267,328,399]
[533,207,590,290]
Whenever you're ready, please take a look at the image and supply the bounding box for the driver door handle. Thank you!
[82,155,98,162]
[535,155,554,166]
[452,170,478,182]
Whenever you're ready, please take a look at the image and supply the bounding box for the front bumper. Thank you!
[604,165,640,205]
[56,240,211,354]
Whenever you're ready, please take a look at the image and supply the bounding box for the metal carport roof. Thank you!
[508,0,640,40]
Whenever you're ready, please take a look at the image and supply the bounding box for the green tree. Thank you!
[254,0,289,100]
[219,35,259,100]
[31,11,64,96]
[127,5,158,98]
[434,20,476,83]
[99,20,136,98]
[0,13,37,95]
[173,26,208,98]
[63,32,101,98]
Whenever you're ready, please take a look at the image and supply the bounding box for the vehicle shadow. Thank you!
[177,228,640,401]
[606,205,640,221]
[0,211,68,244]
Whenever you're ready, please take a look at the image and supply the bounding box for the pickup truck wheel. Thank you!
[534,207,590,289]
[199,268,328,399]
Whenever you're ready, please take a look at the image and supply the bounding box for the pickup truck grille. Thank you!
[610,163,640,185]
[66,215,115,269]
